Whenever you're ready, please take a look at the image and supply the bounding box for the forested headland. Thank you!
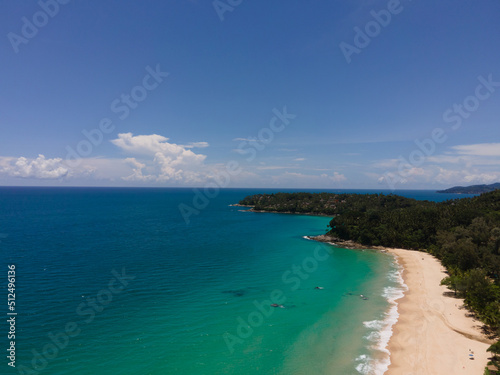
[239,191,500,362]
[437,182,500,194]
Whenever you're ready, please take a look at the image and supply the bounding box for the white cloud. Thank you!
[0,155,69,179]
[372,142,500,188]
[256,165,299,170]
[111,133,207,161]
[451,143,500,157]
[122,158,155,182]
[71,158,137,181]
[331,172,347,182]
[372,159,399,169]
[421,143,500,169]
[182,142,209,149]
[111,133,208,183]
[0,134,214,185]
[463,173,500,184]
[405,167,427,177]
[426,155,468,164]
[232,148,247,155]
[294,158,306,161]
[433,167,500,185]
[271,171,347,186]
[376,164,500,187]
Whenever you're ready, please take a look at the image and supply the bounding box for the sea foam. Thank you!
[358,262,408,375]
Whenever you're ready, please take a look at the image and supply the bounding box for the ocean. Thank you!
[0,187,476,375]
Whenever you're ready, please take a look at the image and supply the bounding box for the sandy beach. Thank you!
[385,248,494,375]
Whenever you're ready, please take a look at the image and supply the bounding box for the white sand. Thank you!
[385,248,494,375]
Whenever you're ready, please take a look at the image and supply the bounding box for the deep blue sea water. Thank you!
[0,188,477,375]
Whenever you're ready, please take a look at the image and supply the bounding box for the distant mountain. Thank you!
[437,182,500,194]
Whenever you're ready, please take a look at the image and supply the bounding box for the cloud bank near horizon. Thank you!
[0,134,498,189]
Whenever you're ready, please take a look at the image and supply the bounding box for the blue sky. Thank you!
[1,0,499,189]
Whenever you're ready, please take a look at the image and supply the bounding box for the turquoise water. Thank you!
[0,188,472,374]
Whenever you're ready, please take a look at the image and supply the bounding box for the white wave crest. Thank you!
[358,261,407,374]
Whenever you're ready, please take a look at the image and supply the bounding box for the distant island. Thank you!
[437,182,500,194]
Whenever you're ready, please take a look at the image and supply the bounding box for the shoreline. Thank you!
[306,235,391,250]
[230,205,333,217]
[239,205,496,373]
[384,248,493,374]
[306,235,494,373]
